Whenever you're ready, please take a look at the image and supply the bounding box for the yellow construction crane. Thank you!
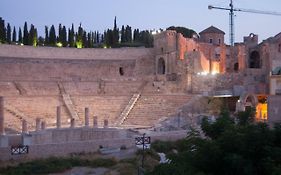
[208,0,281,46]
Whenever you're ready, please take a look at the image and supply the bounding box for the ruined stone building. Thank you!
[0,26,281,161]
[0,25,280,135]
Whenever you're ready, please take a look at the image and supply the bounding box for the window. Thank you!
[161,47,164,53]
[234,63,239,72]
[209,39,213,44]
[218,39,221,44]
[119,67,124,76]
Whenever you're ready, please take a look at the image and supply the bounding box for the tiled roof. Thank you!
[199,26,225,35]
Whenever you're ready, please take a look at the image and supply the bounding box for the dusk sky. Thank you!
[1,0,281,44]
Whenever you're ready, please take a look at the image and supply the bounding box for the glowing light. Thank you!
[20,43,24,46]
[238,100,241,103]
[76,41,83,48]
[103,45,107,49]
[56,42,63,47]
[201,72,208,76]
[211,71,218,75]
[256,103,268,121]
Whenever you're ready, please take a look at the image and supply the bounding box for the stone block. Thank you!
[0,135,8,147]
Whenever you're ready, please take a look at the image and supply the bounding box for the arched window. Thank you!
[157,58,165,75]
[249,51,261,68]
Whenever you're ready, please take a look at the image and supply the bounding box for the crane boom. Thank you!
[208,1,281,46]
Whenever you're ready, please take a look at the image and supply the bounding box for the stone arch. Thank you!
[249,51,261,68]
[157,57,166,75]
[239,94,259,107]
[237,93,258,112]
[234,62,239,72]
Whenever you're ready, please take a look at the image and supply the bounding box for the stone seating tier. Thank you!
[123,95,192,126]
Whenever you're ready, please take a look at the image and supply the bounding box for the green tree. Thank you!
[28,24,37,46]
[82,31,87,48]
[112,16,119,47]
[75,23,83,48]
[0,17,5,43]
[68,24,75,47]
[44,26,49,45]
[61,26,67,47]
[49,25,56,46]
[236,107,255,125]
[125,25,132,42]
[133,29,140,42]
[18,27,22,44]
[23,22,29,45]
[167,26,197,38]
[6,23,11,43]
[120,25,125,43]
[105,29,114,47]
[12,26,16,43]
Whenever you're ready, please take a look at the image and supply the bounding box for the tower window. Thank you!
[209,39,213,44]
[218,39,221,44]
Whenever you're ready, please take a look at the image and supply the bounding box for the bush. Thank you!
[0,157,117,175]
[151,140,175,153]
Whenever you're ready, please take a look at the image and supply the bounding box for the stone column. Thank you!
[93,116,98,128]
[0,97,4,135]
[85,107,89,127]
[103,119,108,128]
[41,121,46,130]
[35,118,41,131]
[22,119,27,134]
[70,118,75,128]
[56,106,61,129]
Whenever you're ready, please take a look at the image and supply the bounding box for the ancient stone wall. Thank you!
[267,95,281,127]
[191,73,244,94]
[0,44,155,81]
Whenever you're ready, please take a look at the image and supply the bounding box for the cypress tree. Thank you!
[133,29,140,42]
[28,24,35,45]
[0,17,5,43]
[12,26,16,43]
[121,25,125,43]
[33,28,38,46]
[61,26,67,47]
[68,24,75,47]
[18,27,22,44]
[23,22,29,45]
[76,23,83,48]
[87,32,92,48]
[44,26,49,45]
[82,31,87,48]
[112,16,119,46]
[6,23,11,44]
[58,24,62,44]
[125,25,132,42]
[49,25,56,46]
[96,31,100,43]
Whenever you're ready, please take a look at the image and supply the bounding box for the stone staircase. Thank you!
[13,82,27,95]
[62,94,80,121]
[58,82,80,122]
[114,81,148,126]
[4,103,34,129]
[114,93,141,126]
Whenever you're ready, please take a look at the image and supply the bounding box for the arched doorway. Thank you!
[236,93,258,112]
[234,63,239,72]
[157,58,165,74]
[249,51,261,68]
